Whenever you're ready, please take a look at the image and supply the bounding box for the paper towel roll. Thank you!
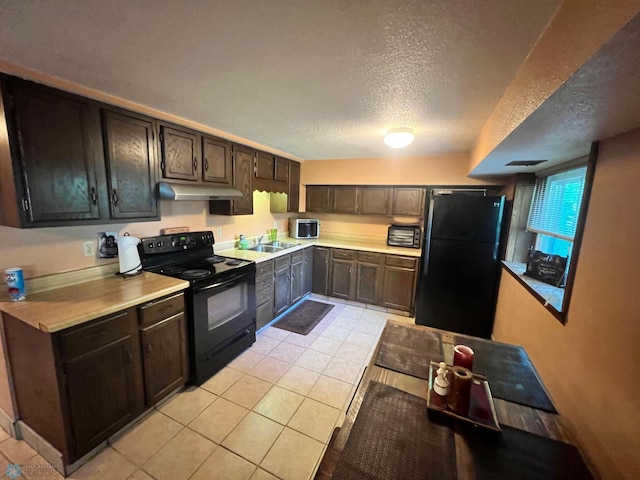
[117,235,141,275]
[447,365,472,416]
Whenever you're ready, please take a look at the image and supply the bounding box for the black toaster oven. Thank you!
[387,224,421,248]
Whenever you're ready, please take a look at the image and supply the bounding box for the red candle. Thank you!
[453,345,474,371]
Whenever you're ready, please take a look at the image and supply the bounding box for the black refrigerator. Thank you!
[415,192,505,338]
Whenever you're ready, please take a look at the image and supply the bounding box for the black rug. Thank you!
[374,322,443,380]
[454,335,557,413]
[272,300,334,335]
[333,381,456,480]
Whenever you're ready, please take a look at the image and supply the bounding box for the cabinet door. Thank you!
[275,157,289,182]
[355,263,381,304]
[359,187,390,215]
[102,110,158,220]
[332,186,358,214]
[159,125,199,181]
[288,161,301,212]
[256,151,275,179]
[202,135,232,185]
[8,80,103,223]
[232,144,254,215]
[392,187,426,216]
[303,247,313,296]
[381,266,416,312]
[274,267,291,316]
[290,260,305,305]
[62,311,143,457]
[312,247,330,295]
[330,259,355,300]
[256,300,274,331]
[306,186,330,213]
[140,313,189,405]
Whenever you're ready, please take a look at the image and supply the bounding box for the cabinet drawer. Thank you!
[61,311,132,360]
[332,249,355,260]
[138,293,185,328]
[291,250,304,265]
[275,254,291,271]
[256,274,274,299]
[358,251,383,264]
[385,255,417,269]
[256,260,274,278]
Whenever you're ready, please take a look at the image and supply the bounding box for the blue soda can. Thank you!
[5,268,26,301]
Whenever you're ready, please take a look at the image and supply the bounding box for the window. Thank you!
[527,165,588,261]
[501,144,596,324]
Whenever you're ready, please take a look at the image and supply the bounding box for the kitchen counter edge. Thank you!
[0,272,189,333]
[218,237,422,263]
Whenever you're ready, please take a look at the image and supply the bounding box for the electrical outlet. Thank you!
[216,228,222,236]
[83,241,96,257]
[274,221,278,228]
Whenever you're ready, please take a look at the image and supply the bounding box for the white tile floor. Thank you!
[0,297,413,480]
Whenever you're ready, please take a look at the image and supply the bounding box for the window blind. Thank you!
[527,165,587,241]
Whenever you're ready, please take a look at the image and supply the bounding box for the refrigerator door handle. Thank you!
[493,242,500,261]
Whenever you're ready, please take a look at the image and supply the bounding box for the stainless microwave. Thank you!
[291,219,320,239]
[387,224,421,248]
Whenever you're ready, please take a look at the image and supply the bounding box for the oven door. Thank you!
[189,269,256,384]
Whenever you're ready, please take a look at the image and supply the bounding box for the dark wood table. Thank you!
[315,320,581,480]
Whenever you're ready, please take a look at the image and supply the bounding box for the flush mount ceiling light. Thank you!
[384,127,414,149]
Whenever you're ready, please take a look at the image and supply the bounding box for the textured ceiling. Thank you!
[0,0,561,166]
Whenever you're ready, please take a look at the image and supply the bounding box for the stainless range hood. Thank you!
[158,182,243,201]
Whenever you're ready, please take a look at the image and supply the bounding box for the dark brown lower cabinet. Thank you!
[329,250,356,300]
[64,332,142,454]
[380,256,419,312]
[256,260,274,330]
[274,255,292,317]
[140,312,188,405]
[303,247,313,296]
[290,253,305,305]
[355,252,383,304]
[312,247,330,295]
[2,293,187,466]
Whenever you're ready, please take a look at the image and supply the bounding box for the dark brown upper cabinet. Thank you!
[202,135,232,185]
[102,109,158,220]
[275,157,289,182]
[358,187,390,215]
[209,144,254,215]
[0,75,159,228]
[306,185,331,213]
[288,160,301,212]
[158,123,199,182]
[1,77,104,225]
[331,186,359,214]
[256,151,275,180]
[391,187,426,216]
[304,185,425,218]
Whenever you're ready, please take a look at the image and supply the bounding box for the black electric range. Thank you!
[138,231,257,385]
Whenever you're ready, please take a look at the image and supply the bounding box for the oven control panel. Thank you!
[139,231,214,254]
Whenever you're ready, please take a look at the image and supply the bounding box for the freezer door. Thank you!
[415,238,500,338]
[429,195,504,243]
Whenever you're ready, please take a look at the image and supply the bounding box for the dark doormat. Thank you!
[272,300,334,335]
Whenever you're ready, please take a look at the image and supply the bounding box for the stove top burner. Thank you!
[226,259,243,266]
[160,266,184,275]
[205,256,226,264]
[181,269,212,280]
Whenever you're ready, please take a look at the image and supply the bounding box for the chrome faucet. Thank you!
[257,235,264,245]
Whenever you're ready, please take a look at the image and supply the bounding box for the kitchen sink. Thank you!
[247,244,284,253]
[266,241,299,248]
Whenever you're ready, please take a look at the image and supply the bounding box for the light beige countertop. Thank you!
[0,272,189,333]
[217,235,422,263]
